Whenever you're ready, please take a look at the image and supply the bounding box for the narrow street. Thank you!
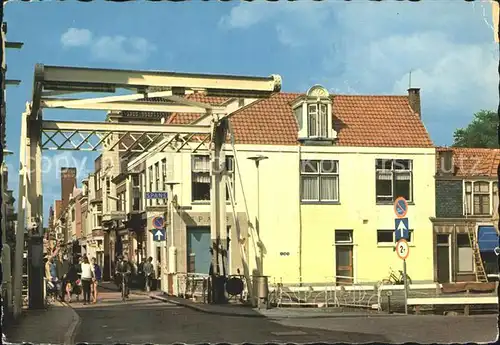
[70,288,498,344]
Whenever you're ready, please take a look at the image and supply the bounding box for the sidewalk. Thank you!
[4,301,80,345]
[99,281,394,319]
[154,294,395,319]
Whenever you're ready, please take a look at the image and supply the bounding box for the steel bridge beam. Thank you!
[42,120,211,134]
[41,120,212,152]
[33,64,282,101]
[41,98,226,114]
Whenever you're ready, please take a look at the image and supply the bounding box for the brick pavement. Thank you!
[4,300,79,345]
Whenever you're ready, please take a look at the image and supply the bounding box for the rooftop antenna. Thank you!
[408,69,413,89]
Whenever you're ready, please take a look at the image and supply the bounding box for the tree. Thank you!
[452,110,498,148]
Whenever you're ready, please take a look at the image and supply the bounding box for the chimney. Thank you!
[408,88,421,117]
[438,149,454,176]
[61,167,77,210]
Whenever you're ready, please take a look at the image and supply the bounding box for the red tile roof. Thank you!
[436,147,500,178]
[170,92,433,148]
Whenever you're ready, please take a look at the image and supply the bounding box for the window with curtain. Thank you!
[464,181,492,216]
[307,103,328,137]
[192,155,211,201]
[148,166,154,206]
[161,159,168,205]
[375,159,413,203]
[191,155,234,202]
[155,162,160,205]
[300,160,339,202]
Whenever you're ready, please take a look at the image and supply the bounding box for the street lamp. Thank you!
[247,155,268,274]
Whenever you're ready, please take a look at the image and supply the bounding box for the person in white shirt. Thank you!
[80,256,95,305]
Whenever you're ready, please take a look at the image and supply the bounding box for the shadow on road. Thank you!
[73,291,390,344]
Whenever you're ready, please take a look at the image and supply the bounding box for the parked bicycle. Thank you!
[381,268,412,285]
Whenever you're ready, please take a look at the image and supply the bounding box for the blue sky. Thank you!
[3,1,498,225]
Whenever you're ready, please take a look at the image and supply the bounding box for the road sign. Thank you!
[396,239,409,260]
[151,229,166,242]
[145,192,168,200]
[395,218,410,241]
[152,216,165,230]
[394,197,408,218]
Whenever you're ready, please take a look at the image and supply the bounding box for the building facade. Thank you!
[121,86,436,287]
[432,147,499,283]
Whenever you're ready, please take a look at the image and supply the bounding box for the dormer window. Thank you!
[308,103,328,137]
[292,85,337,143]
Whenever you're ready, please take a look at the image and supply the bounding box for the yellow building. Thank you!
[152,85,437,286]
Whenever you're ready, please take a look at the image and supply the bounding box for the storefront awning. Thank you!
[477,226,499,252]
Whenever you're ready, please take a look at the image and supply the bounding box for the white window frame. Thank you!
[376,229,414,245]
[155,162,160,205]
[148,166,154,206]
[161,158,168,205]
[463,180,494,216]
[334,230,353,244]
[375,159,413,203]
[307,103,328,138]
[191,155,234,202]
[300,160,339,202]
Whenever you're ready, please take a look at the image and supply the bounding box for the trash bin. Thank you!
[253,275,269,309]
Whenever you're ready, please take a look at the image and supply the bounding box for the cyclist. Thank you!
[115,255,132,298]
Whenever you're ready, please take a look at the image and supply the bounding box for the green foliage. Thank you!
[452,110,498,148]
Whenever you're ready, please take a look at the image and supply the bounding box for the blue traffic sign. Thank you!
[152,216,165,230]
[151,229,166,242]
[394,197,408,218]
[395,218,410,241]
[146,192,168,200]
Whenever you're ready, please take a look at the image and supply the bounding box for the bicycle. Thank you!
[381,268,412,285]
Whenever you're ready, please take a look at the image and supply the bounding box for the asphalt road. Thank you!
[72,289,498,344]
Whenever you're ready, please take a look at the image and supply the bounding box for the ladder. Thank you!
[466,222,488,283]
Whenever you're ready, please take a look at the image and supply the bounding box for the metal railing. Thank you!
[174,273,248,304]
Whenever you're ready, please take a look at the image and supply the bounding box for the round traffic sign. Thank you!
[152,216,165,230]
[394,197,408,218]
[396,239,409,260]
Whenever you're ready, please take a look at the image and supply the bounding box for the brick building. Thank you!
[432,147,499,283]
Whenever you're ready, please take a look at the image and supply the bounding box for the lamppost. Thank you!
[247,155,268,275]
[165,181,179,293]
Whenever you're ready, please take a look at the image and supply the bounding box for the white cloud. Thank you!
[219,1,498,143]
[61,28,92,47]
[60,28,157,64]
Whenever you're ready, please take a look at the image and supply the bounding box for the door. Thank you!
[187,227,211,274]
[436,234,450,283]
[335,245,353,285]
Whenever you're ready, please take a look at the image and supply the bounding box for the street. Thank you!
[70,288,498,344]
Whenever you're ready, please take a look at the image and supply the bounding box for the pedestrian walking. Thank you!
[143,257,154,292]
[57,254,70,301]
[91,257,101,304]
[80,256,95,305]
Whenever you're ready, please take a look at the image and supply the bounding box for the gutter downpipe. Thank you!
[298,144,303,287]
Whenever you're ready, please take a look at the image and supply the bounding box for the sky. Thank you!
[2,0,498,225]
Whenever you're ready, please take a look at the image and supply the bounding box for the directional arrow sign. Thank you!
[151,229,166,242]
[395,218,410,241]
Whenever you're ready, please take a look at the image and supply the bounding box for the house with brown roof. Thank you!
[432,147,499,284]
[125,84,436,288]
